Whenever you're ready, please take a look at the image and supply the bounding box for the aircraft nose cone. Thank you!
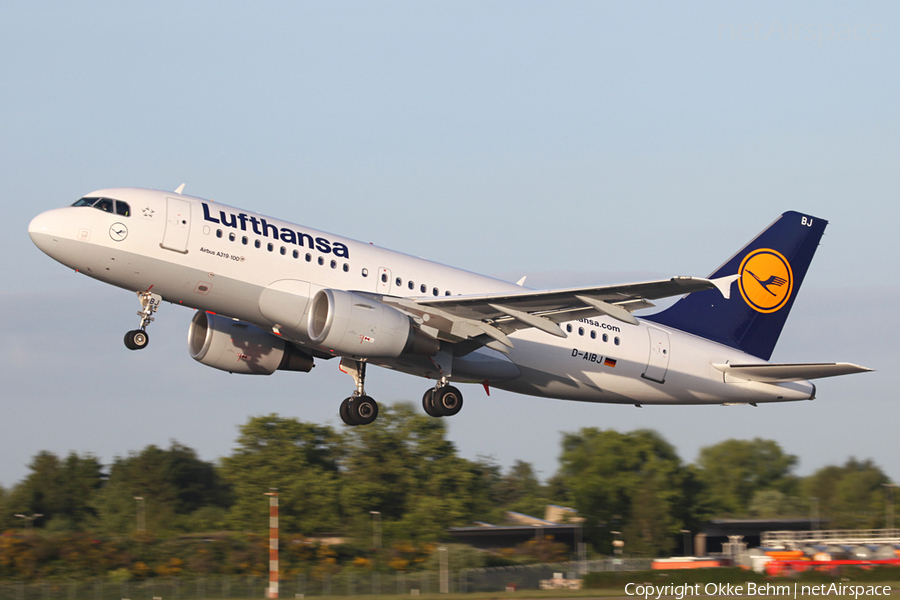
[28,209,66,256]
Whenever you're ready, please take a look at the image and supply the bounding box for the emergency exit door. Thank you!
[643,327,670,384]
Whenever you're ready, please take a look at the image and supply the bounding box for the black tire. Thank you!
[124,329,149,350]
[351,395,379,425]
[422,388,442,417]
[339,397,357,426]
[435,385,463,416]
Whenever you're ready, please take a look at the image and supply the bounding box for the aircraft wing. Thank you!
[378,276,734,354]
[712,363,874,383]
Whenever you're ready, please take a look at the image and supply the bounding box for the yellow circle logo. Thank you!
[738,249,793,313]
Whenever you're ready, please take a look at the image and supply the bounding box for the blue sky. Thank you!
[2,2,897,489]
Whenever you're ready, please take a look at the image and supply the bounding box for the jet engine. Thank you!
[308,289,439,358]
[188,311,314,375]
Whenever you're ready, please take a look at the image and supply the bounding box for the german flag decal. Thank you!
[604,358,617,368]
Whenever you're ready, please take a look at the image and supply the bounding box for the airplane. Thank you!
[28,186,871,425]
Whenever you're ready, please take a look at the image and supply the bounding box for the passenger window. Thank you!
[306,253,312,262]
[566,324,572,333]
[420,284,426,293]
[445,290,451,296]
[408,281,414,290]
[280,246,286,255]
[578,327,584,336]
[242,236,248,245]
[254,240,261,249]
[381,273,388,283]
[229,232,235,242]
[433,288,439,296]
[267,243,274,252]
[396,277,402,287]
[216,230,223,238]
[590,331,596,340]
[114,201,130,217]
[614,337,620,345]
[292,250,299,259]
[603,334,608,342]
[343,264,349,272]
[362,268,369,277]
[94,198,114,213]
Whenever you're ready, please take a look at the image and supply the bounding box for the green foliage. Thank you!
[93,442,229,535]
[747,489,806,518]
[557,428,687,557]
[340,404,495,543]
[419,543,485,572]
[220,414,345,535]
[694,438,798,517]
[3,451,104,532]
[802,458,890,529]
[0,411,896,581]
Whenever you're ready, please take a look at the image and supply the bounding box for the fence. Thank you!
[0,559,652,599]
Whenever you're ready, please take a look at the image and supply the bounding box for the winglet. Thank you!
[174,183,186,194]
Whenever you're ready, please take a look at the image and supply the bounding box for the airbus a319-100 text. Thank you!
[28,186,871,425]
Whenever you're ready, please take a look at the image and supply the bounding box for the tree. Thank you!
[5,451,105,531]
[94,442,229,534]
[340,404,495,543]
[802,458,890,529]
[557,428,687,556]
[494,460,549,517]
[747,490,806,518]
[221,415,344,535]
[694,438,798,517]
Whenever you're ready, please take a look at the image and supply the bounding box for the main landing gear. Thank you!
[338,360,380,426]
[124,290,161,351]
[422,383,464,418]
[337,359,465,426]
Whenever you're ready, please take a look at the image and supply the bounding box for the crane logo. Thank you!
[738,248,793,313]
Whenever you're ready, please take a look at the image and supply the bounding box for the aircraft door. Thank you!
[161,197,191,253]
[377,267,392,294]
[642,327,670,384]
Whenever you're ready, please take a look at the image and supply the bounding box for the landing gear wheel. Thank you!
[350,396,379,425]
[124,329,149,351]
[434,385,463,416]
[422,388,443,418]
[340,397,357,426]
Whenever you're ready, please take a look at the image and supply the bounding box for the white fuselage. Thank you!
[28,187,815,406]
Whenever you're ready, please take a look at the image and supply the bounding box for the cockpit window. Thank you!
[93,199,114,213]
[70,197,130,217]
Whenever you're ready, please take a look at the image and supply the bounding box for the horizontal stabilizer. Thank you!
[712,362,873,383]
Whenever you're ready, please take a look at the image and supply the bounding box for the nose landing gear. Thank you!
[124,289,161,351]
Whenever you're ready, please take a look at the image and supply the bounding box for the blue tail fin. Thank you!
[645,211,827,360]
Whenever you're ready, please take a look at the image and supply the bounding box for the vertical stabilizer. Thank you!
[645,211,827,360]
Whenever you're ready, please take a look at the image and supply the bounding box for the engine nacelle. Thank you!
[308,289,439,358]
[188,311,314,375]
